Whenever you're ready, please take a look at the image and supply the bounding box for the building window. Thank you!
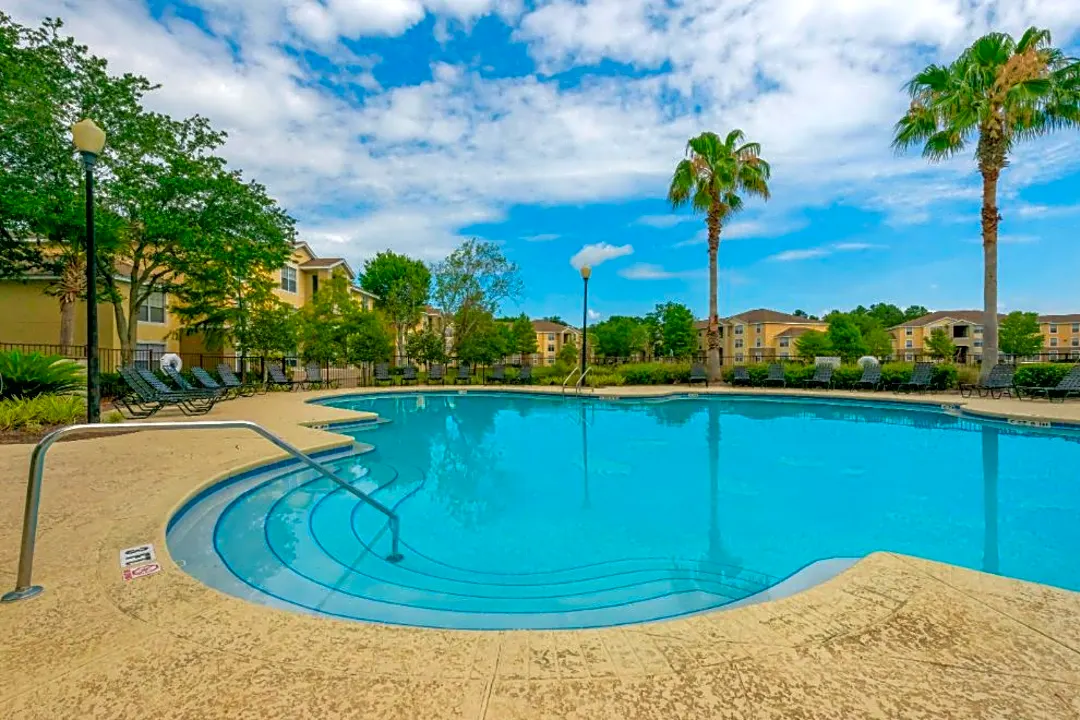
[780,352,789,359]
[1073,323,1079,333]
[547,344,555,353]
[735,339,743,349]
[905,327,913,336]
[312,274,319,295]
[905,352,914,361]
[1050,324,1058,334]
[975,325,983,334]
[905,340,913,349]
[1050,352,1059,361]
[974,340,983,348]
[547,333,555,341]
[779,338,789,348]
[134,342,166,371]
[755,339,762,348]
[755,324,763,333]
[138,291,166,324]
[734,325,743,335]
[280,265,297,293]
[1073,337,1079,347]
[1051,337,1059,347]
[735,353,744,362]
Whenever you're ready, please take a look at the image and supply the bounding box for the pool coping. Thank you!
[4,385,1080,718]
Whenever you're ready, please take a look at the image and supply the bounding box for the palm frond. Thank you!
[1016,26,1052,53]
[922,129,966,160]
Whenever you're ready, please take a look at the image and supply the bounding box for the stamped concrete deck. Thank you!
[2,385,1080,719]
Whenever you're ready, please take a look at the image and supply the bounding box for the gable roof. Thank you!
[532,320,578,333]
[726,308,825,325]
[1039,314,1080,323]
[892,310,998,329]
[775,326,814,339]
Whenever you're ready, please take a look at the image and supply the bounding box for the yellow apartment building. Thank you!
[695,309,829,364]
[532,320,581,365]
[0,241,376,368]
[890,310,1080,362]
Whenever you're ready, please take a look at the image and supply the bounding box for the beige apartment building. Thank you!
[695,309,829,364]
[532,320,582,365]
[889,310,1080,362]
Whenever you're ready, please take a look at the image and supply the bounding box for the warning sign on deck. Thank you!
[119,544,156,568]
[122,563,161,582]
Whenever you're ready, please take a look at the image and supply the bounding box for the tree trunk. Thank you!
[706,202,722,381]
[59,298,75,350]
[979,167,1001,381]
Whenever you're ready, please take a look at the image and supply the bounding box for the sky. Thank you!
[9,0,1080,322]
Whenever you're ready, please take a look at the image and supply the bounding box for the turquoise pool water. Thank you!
[167,392,1080,629]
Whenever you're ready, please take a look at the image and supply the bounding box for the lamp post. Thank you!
[580,265,591,374]
[72,119,106,423]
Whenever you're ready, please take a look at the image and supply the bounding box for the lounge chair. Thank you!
[216,363,259,396]
[427,363,446,385]
[190,366,238,399]
[853,364,882,391]
[114,367,170,418]
[1017,365,1080,403]
[517,365,532,384]
[764,363,786,388]
[305,362,337,390]
[373,362,394,386]
[689,363,709,387]
[267,363,304,391]
[802,364,834,389]
[731,366,752,387]
[401,365,419,385]
[163,365,226,400]
[898,362,933,393]
[127,367,219,416]
[455,363,472,385]
[960,364,1015,399]
[489,364,507,384]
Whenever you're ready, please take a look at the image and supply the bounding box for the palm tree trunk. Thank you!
[706,203,722,381]
[980,167,1001,381]
[59,298,75,350]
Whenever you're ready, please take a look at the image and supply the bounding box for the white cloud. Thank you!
[587,308,602,321]
[522,233,561,242]
[570,242,633,270]
[635,214,697,228]
[617,262,703,280]
[767,242,884,262]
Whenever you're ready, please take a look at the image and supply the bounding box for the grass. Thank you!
[0,394,85,431]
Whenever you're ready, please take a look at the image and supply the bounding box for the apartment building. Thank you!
[889,310,1080,362]
[0,241,375,364]
[532,320,581,365]
[695,309,829,364]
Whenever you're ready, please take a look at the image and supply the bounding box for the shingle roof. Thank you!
[532,320,578,333]
[775,326,814,338]
[301,258,345,269]
[725,308,825,325]
[1039,314,1080,323]
[892,310,999,328]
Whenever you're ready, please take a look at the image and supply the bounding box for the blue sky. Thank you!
[12,0,1080,321]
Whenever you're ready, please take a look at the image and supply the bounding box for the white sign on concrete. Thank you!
[119,544,156,568]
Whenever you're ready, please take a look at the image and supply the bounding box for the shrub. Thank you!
[585,369,625,387]
[0,350,84,400]
[0,395,85,431]
[930,363,958,390]
[1014,363,1073,389]
[616,362,691,385]
[99,371,125,399]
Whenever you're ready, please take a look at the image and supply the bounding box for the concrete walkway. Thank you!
[1,386,1079,719]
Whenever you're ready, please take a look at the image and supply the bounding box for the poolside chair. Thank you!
[898,362,933,393]
[373,362,394,386]
[731,366,752,387]
[960,364,1015,399]
[689,363,709,387]
[802,364,834,389]
[488,364,507,384]
[853,364,882,391]
[267,363,303,391]
[427,363,446,385]
[163,365,226,400]
[1017,365,1080,403]
[517,365,532,384]
[401,365,419,385]
[216,363,260,396]
[764,363,786,388]
[114,367,169,418]
[127,367,219,416]
[455,363,472,385]
[190,366,238,399]
[305,362,337,390]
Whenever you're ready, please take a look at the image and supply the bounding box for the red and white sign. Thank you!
[122,563,161,582]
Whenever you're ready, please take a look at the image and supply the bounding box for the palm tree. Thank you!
[893,27,1080,379]
[44,247,85,352]
[668,131,770,381]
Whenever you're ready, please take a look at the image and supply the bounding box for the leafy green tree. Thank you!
[903,305,929,322]
[999,311,1044,357]
[826,314,868,362]
[509,313,538,358]
[405,328,447,365]
[541,315,566,325]
[592,316,649,358]
[454,307,507,365]
[650,302,696,358]
[795,330,832,360]
[669,129,770,380]
[343,307,393,365]
[359,250,430,357]
[558,338,579,366]
[926,327,957,360]
[792,309,820,321]
[294,271,357,363]
[246,299,298,363]
[865,303,905,329]
[863,326,895,358]
[432,238,522,352]
[893,27,1080,379]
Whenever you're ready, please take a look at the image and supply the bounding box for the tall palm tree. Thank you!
[669,130,770,381]
[893,27,1080,379]
[44,247,85,352]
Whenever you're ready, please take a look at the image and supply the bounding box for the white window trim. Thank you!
[138,291,167,325]
[281,264,298,293]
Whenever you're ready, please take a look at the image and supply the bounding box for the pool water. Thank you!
[168,393,1080,629]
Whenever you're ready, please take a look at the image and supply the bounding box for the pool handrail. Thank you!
[562,366,581,394]
[575,366,592,394]
[1,419,403,604]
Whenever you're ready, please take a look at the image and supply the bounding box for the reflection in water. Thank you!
[581,402,590,511]
[983,425,999,574]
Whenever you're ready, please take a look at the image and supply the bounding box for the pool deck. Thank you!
[2,385,1080,719]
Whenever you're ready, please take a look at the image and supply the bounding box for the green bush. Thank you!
[0,394,85,431]
[720,361,961,390]
[930,364,958,390]
[615,362,691,385]
[0,350,84,400]
[1014,363,1074,389]
[99,371,125,399]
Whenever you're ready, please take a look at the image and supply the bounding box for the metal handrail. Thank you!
[561,366,581,394]
[1,420,403,604]
[575,366,593,394]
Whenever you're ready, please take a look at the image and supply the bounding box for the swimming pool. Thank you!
[167,392,1080,629]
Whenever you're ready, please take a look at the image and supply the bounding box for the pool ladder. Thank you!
[561,366,592,394]
[1,420,404,604]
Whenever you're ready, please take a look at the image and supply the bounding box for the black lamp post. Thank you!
[72,119,106,423]
[580,265,591,373]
